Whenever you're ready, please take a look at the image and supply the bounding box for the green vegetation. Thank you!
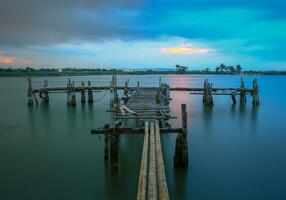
[0,65,285,77]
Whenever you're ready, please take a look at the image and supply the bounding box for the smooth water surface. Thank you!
[0,75,286,200]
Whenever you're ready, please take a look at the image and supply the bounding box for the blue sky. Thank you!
[0,0,285,70]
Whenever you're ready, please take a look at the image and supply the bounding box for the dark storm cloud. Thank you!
[0,0,143,47]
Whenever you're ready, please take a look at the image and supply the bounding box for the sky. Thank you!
[0,0,286,70]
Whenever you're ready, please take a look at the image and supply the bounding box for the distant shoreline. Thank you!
[0,70,286,77]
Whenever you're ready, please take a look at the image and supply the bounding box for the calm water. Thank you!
[0,75,286,200]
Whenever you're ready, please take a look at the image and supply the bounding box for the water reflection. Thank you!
[202,105,213,126]
[174,168,188,200]
[251,106,259,130]
[239,104,247,117]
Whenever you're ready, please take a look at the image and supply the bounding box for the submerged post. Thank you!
[42,80,49,103]
[109,131,119,168]
[27,78,33,106]
[231,92,237,104]
[71,81,76,105]
[104,132,109,161]
[252,78,260,106]
[88,81,93,103]
[240,78,247,104]
[81,81,86,103]
[203,80,213,106]
[174,104,189,167]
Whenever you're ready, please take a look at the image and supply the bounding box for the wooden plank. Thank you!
[148,122,157,200]
[155,121,169,200]
[137,122,149,200]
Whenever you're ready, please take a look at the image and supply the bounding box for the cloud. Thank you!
[161,43,213,55]
[0,53,32,66]
[0,56,15,64]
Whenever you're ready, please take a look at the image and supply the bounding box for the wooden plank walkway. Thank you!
[131,87,170,199]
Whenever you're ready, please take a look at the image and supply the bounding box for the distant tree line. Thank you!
[215,63,242,73]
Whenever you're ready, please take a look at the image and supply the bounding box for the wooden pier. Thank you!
[27,75,260,199]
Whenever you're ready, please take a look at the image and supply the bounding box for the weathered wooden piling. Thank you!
[81,81,86,103]
[41,80,49,103]
[155,121,169,200]
[104,132,109,161]
[137,121,149,200]
[203,80,213,106]
[148,122,158,200]
[109,131,119,168]
[231,92,237,104]
[252,78,260,105]
[27,78,34,106]
[88,81,93,103]
[174,104,189,167]
[240,78,247,104]
[124,81,129,96]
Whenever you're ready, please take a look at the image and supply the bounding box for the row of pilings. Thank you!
[202,78,260,106]
[27,78,95,106]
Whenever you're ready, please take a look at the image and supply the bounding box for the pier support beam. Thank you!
[67,79,76,106]
[104,132,109,161]
[109,131,119,168]
[174,104,189,168]
[88,81,93,103]
[240,78,247,104]
[42,80,49,103]
[203,80,213,106]
[252,79,260,106]
[81,81,86,103]
[27,78,33,106]
[231,92,237,104]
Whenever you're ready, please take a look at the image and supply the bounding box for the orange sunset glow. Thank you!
[0,56,15,64]
[161,44,212,55]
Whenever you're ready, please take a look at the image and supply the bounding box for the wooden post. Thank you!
[70,81,76,106]
[81,81,86,103]
[104,132,109,161]
[231,92,237,104]
[240,77,247,104]
[42,80,49,103]
[124,81,128,96]
[203,80,206,103]
[88,81,93,103]
[174,104,189,167]
[137,121,149,200]
[166,85,170,104]
[109,131,119,169]
[137,81,140,90]
[67,78,72,105]
[252,78,260,106]
[27,78,33,106]
[148,122,158,200]
[155,121,169,200]
[203,80,213,106]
